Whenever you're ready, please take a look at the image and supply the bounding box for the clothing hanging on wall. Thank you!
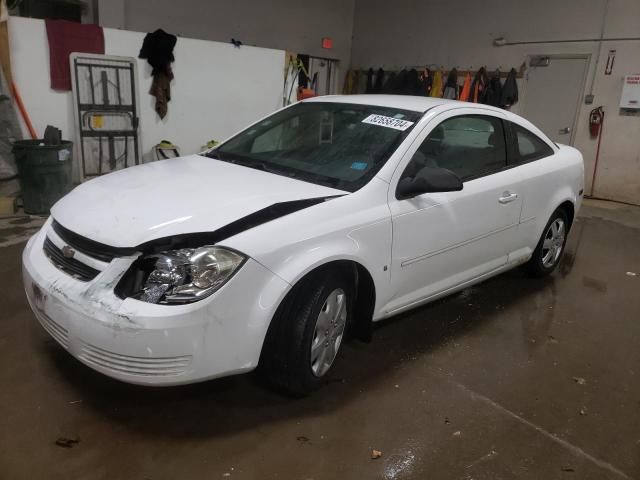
[382,71,396,93]
[139,29,177,75]
[407,69,423,95]
[420,68,433,96]
[365,68,374,93]
[442,68,458,99]
[45,19,104,90]
[355,65,520,107]
[342,69,354,94]
[393,69,409,94]
[501,68,519,108]
[139,28,177,119]
[459,72,472,101]
[430,70,443,98]
[483,70,503,107]
[373,68,385,93]
[470,67,488,103]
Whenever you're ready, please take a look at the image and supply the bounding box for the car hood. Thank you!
[51,155,346,248]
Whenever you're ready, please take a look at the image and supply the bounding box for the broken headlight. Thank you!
[131,246,245,304]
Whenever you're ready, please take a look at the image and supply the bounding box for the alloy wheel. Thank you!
[541,218,566,268]
[310,288,347,377]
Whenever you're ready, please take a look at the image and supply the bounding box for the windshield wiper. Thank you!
[205,150,225,161]
[207,151,307,181]
[207,150,266,170]
[242,161,275,173]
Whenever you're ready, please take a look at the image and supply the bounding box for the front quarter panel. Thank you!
[223,178,393,318]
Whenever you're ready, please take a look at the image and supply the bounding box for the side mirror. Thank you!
[396,166,463,200]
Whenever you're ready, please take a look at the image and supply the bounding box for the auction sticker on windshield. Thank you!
[361,114,414,131]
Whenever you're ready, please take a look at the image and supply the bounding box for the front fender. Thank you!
[223,179,393,318]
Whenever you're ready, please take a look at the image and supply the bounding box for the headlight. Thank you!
[130,246,245,304]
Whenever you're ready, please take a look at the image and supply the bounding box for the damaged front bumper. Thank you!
[22,222,290,386]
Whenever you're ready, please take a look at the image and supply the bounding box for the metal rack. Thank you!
[70,53,142,179]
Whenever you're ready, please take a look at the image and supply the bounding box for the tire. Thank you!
[524,209,569,277]
[259,268,353,395]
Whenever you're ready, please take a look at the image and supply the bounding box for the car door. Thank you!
[385,108,523,315]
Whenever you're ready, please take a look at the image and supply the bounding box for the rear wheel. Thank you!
[260,269,353,395]
[524,209,569,277]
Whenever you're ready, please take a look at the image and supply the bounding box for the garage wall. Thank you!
[98,0,355,73]
[9,16,285,172]
[351,0,640,205]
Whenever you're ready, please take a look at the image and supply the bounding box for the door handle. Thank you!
[559,127,572,134]
[498,192,518,204]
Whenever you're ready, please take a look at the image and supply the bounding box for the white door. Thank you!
[386,109,523,314]
[523,56,589,144]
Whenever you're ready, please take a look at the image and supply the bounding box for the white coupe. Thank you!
[23,95,584,394]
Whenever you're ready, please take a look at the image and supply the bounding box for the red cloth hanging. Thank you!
[45,19,105,91]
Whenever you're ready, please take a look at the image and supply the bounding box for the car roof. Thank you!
[302,94,557,151]
[303,94,506,114]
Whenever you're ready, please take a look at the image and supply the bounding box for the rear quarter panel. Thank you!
[510,144,584,262]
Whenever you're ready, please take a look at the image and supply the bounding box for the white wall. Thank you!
[351,0,640,205]
[98,0,355,74]
[9,16,285,175]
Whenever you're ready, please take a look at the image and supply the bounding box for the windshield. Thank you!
[207,102,422,192]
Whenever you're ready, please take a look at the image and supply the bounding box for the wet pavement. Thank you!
[1,200,639,479]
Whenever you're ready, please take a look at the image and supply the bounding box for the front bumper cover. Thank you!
[22,225,290,385]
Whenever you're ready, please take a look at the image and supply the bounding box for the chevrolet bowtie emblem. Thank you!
[61,245,75,259]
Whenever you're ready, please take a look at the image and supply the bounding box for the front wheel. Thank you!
[259,269,353,395]
[524,209,569,277]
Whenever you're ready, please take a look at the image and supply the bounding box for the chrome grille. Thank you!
[43,237,100,281]
[78,342,191,377]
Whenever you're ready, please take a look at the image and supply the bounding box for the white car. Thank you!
[23,95,584,394]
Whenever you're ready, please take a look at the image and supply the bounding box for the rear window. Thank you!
[511,123,554,163]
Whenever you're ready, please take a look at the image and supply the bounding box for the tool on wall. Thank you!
[283,54,337,106]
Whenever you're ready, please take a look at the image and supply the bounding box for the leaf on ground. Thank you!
[572,376,586,385]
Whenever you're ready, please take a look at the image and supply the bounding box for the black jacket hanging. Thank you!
[373,68,385,93]
[483,70,503,107]
[382,71,397,93]
[407,69,422,95]
[470,67,488,103]
[501,68,519,108]
[139,29,177,119]
[365,68,374,94]
[393,69,409,94]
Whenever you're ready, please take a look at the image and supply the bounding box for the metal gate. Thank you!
[70,53,142,179]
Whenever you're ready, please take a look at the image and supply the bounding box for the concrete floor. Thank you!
[1,199,639,480]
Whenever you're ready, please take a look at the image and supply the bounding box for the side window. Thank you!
[511,123,554,163]
[401,115,507,182]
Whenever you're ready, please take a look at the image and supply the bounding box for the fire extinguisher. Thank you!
[589,106,605,196]
[589,106,604,138]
